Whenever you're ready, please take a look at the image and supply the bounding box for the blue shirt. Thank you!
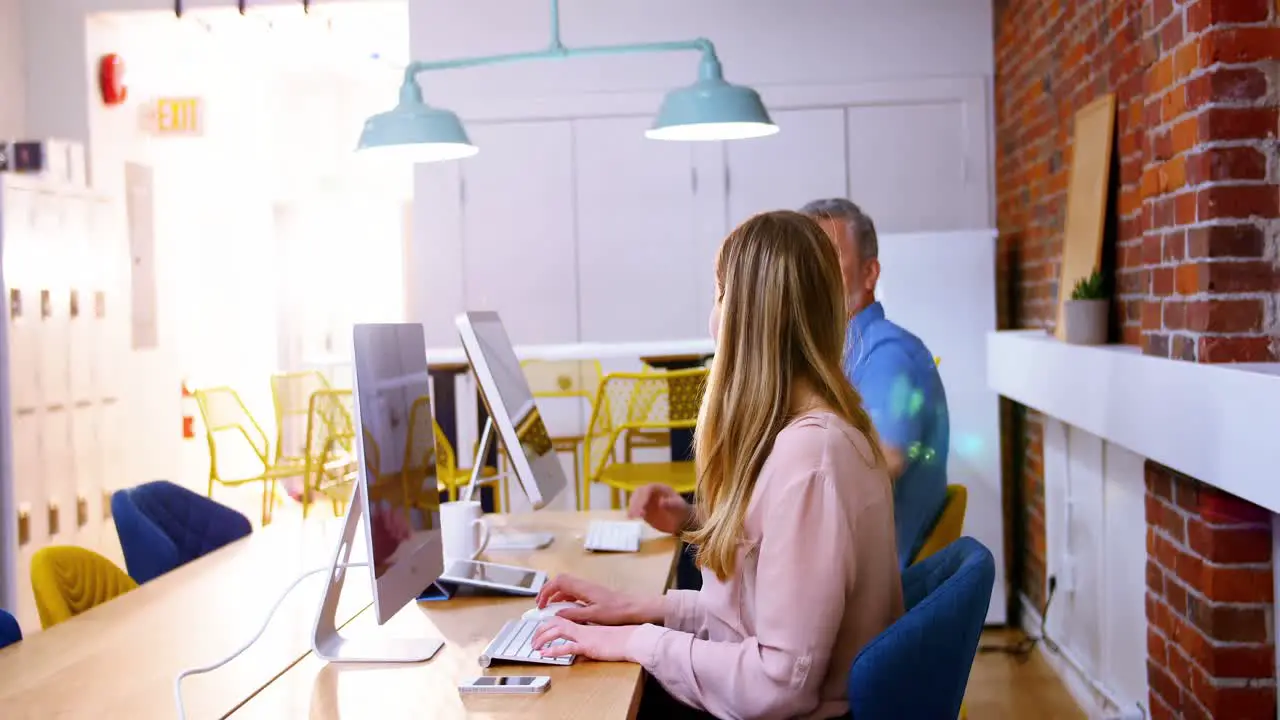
[846,302,949,568]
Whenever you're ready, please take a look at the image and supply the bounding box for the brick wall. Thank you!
[994,0,1279,717]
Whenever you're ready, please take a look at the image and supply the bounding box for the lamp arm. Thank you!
[402,37,718,85]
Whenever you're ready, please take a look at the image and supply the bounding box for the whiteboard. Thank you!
[876,228,1005,624]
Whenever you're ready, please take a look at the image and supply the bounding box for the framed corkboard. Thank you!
[1055,94,1116,339]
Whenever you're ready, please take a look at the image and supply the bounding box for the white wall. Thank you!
[1042,418,1149,712]
[0,0,24,138]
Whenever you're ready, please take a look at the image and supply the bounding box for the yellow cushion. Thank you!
[31,546,137,629]
[911,485,968,565]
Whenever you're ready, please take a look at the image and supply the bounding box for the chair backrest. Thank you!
[111,488,181,584]
[271,370,332,464]
[303,389,356,502]
[521,359,603,400]
[127,480,252,571]
[193,386,272,477]
[848,536,994,719]
[0,608,21,649]
[583,369,708,480]
[911,485,969,565]
[30,546,138,629]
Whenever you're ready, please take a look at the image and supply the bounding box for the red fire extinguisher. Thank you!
[182,381,197,440]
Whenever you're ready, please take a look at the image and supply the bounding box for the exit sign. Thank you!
[151,97,204,135]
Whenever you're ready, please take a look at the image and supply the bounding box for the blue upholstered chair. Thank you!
[0,608,21,650]
[848,536,994,719]
[112,480,252,583]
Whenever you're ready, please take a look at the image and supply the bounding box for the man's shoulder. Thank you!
[862,315,933,366]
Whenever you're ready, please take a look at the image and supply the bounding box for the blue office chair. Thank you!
[848,536,994,719]
[0,608,21,650]
[112,480,252,584]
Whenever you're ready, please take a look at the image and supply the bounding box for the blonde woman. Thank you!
[530,211,904,720]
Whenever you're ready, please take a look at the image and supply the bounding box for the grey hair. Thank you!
[798,198,879,262]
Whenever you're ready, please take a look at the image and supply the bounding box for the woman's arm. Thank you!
[624,470,853,720]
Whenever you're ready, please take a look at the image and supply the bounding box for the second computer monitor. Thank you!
[455,311,568,510]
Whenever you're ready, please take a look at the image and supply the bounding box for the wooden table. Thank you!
[0,519,371,720]
[230,511,679,720]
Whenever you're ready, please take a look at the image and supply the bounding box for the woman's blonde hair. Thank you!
[685,210,883,580]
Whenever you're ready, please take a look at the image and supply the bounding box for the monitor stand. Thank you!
[459,417,497,504]
[311,488,444,664]
[461,419,553,551]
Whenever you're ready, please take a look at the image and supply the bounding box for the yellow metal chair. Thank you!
[30,546,137,629]
[407,397,504,509]
[299,388,357,519]
[270,370,332,468]
[581,369,707,510]
[520,359,603,491]
[193,386,305,525]
[911,485,968,565]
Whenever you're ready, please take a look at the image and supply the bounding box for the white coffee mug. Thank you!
[440,500,490,561]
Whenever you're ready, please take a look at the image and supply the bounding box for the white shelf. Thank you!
[988,330,1280,513]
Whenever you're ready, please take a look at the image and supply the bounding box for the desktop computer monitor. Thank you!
[312,322,445,663]
[455,311,568,510]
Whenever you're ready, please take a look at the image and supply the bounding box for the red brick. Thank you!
[1197,684,1277,720]
[1206,261,1280,294]
[1142,300,1164,330]
[1199,107,1280,142]
[1186,598,1270,643]
[1163,232,1186,262]
[1147,658,1182,708]
[1185,299,1264,334]
[1199,27,1280,65]
[1186,146,1268,184]
[1147,464,1174,500]
[1200,563,1274,603]
[1200,335,1277,362]
[1196,185,1280,220]
[1186,225,1265,259]
[1187,0,1274,27]
[1170,116,1199,154]
[1162,299,1187,329]
[1188,517,1271,562]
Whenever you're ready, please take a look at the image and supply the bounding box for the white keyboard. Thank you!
[479,618,576,667]
[584,520,643,553]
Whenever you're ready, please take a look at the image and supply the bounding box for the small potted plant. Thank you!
[1063,270,1108,345]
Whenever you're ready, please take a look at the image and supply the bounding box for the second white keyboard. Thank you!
[584,520,643,553]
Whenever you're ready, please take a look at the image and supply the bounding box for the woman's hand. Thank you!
[536,574,664,626]
[531,616,636,662]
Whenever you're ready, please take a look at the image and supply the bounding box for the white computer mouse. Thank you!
[522,602,582,622]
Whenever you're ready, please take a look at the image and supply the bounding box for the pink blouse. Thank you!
[626,412,904,720]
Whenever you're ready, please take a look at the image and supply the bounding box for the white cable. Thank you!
[172,561,368,720]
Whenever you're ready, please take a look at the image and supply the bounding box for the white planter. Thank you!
[1063,299,1108,345]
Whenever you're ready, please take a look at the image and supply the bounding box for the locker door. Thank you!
[33,193,70,411]
[11,411,45,633]
[71,405,103,552]
[67,197,95,404]
[95,402,126,568]
[41,409,73,548]
[6,187,41,413]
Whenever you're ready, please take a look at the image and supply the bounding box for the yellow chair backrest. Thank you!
[272,370,332,464]
[521,359,603,400]
[31,546,138,629]
[304,388,356,502]
[193,386,272,477]
[583,369,708,480]
[911,485,968,565]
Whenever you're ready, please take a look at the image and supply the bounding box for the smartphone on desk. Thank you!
[459,675,551,695]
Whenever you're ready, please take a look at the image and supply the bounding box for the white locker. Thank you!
[40,410,73,550]
[10,411,44,633]
[33,193,71,412]
[67,197,96,405]
[70,405,103,552]
[5,187,40,414]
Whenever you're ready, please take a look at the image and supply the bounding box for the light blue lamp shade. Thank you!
[647,58,778,142]
[357,78,478,162]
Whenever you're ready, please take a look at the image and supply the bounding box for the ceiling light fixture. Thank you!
[357,0,777,162]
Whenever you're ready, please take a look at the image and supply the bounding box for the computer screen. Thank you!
[352,323,445,623]
[456,311,567,510]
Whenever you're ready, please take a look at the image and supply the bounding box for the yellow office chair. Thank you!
[299,388,357,519]
[581,369,707,510]
[911,485,968,565]
[30,546,138,629]
[520,359,603,491]
[194,386,306,525]
[270,370,332,469]
[417,399,505,510]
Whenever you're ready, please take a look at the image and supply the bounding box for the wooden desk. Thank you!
[231,511,678,720]
[0,519,371,720]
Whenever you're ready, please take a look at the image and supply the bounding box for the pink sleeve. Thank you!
[662,589,708,636]
[625,470,853,720]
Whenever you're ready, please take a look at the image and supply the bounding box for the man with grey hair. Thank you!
[630,199,949,579]
[798,198,950,569]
